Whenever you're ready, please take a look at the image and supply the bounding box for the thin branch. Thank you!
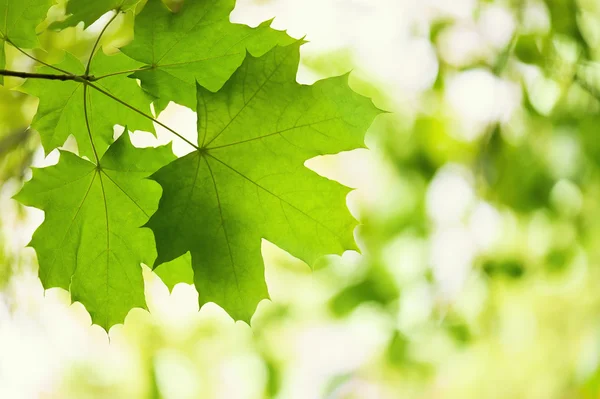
[86,81,199,150]
[0,69,90,81]
[3,16,197,153]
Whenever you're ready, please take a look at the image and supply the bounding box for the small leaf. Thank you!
[15,132,175,329]
[121,0,295,110]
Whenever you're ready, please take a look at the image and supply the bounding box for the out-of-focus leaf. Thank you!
[330,264,399,317]
[515,35,545,65]
[50,0,139,30]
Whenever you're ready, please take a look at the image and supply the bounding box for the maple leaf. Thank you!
[22,50,154,159]
[121,0,295,111]
[50,0,139,30]
[0,0,52,82]
[147,42,380,322]
[15,132,174,329]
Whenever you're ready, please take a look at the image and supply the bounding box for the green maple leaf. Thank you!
[50,0,139,30]
[15,132,175,329]
[147,42,380,322]
[121,0,295,111]
[22,50,154,159]
[0,0,52,81]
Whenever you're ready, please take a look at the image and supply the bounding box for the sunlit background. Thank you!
[2,0,600,397]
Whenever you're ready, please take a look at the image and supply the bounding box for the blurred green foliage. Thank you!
[3,0,600,398]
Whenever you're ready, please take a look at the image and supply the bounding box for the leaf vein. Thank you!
[204,156,241,296]
[207,154,345,243]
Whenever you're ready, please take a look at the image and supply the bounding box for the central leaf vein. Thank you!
[204,156,241,295]
[203,48,293,147]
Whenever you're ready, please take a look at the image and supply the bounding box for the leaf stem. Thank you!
[83,84,101,164]
[86,11,120,75]
[80,10,125,164]
[93,67,149,81]
[86,81,199,150]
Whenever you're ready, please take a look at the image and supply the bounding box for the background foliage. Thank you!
[2,0,600,398]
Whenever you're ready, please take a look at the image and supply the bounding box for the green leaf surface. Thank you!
[121,0,295,110]
[50,0,139,30]
[0,0,51,46]
[15,132,175,329]
[147,43,380,321]
[0,41,4,84]
[23,50,154,158]
[154,252,194,292]
[0,0,52,80]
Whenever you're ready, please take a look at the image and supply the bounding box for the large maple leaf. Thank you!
[147,42,381,321]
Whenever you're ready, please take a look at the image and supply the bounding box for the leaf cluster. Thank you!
[2,0,380,329]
